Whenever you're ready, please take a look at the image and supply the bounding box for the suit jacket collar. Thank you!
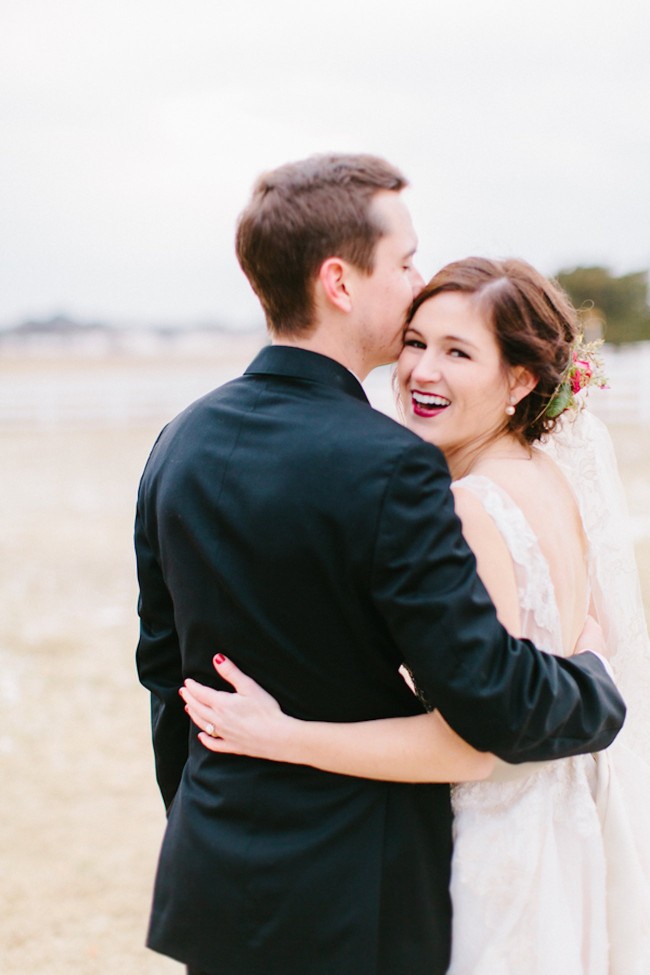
[244,345,369,405]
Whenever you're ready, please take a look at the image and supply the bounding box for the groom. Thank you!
[135,153,625,975]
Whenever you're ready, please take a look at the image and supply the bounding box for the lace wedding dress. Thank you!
[447,411,650,975]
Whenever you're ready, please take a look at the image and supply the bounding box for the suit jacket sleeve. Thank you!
[371,440,625,762]
[134,495,188,811]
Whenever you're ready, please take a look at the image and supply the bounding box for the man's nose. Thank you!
[410,267,425,297]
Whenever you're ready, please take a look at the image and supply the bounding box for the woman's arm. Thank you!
[181,656,495,783]
[180,487,525,785]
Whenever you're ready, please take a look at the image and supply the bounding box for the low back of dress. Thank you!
[447,467,609,975]
[447,412,650,975]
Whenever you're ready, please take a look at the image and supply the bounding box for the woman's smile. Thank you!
[411,390,451,417]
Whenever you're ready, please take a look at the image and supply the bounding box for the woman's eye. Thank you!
[404,338,426,349]
[449,348,470,359]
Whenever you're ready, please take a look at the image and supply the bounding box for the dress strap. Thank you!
[456,475,563,651]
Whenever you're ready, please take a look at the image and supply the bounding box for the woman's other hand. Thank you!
[574,614,608,658]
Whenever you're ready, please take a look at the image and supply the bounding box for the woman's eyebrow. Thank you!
[445,334,480,351]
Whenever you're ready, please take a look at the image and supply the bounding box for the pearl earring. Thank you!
[505,402,516,416]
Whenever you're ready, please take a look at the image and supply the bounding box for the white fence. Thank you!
[588,342,650,425]
[0,363,243,427]
[1,342,649,428]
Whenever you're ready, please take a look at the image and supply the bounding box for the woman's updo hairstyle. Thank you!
[407,257,578,444]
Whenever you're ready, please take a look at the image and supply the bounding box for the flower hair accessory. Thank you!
[545,337,608,419]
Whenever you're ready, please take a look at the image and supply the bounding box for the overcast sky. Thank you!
[1,0,648,328]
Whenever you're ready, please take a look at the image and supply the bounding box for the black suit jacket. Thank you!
[135,346,624,975]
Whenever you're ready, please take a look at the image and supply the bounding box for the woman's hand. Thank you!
[180,655,295,761]
[180,655,495,782]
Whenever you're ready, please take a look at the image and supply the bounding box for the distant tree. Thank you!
[555,266,650,345]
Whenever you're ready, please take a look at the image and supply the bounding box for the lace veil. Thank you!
[542,409,650,971]
[540,409,650,759]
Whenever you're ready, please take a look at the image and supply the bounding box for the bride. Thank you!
[181,257,650,974]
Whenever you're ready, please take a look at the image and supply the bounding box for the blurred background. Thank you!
[1,1,648,972]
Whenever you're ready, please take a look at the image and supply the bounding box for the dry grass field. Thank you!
[1,418,182,974]
[1,352,648,974]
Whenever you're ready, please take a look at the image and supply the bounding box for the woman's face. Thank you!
[397,291,514,457]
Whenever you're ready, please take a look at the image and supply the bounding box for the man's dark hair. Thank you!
[235,153,408,336]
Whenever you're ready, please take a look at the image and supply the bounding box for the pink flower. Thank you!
[570,358,592,394]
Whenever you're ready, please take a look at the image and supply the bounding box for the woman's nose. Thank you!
[412,356,442,385]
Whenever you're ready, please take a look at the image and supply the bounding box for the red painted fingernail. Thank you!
[214,653,226,664]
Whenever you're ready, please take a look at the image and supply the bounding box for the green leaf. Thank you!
[545,383,573,418]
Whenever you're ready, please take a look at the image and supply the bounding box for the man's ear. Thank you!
[317,258,353,313]
[509,366,538,406]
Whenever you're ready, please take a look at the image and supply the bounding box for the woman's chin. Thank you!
[406,416,448,451]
